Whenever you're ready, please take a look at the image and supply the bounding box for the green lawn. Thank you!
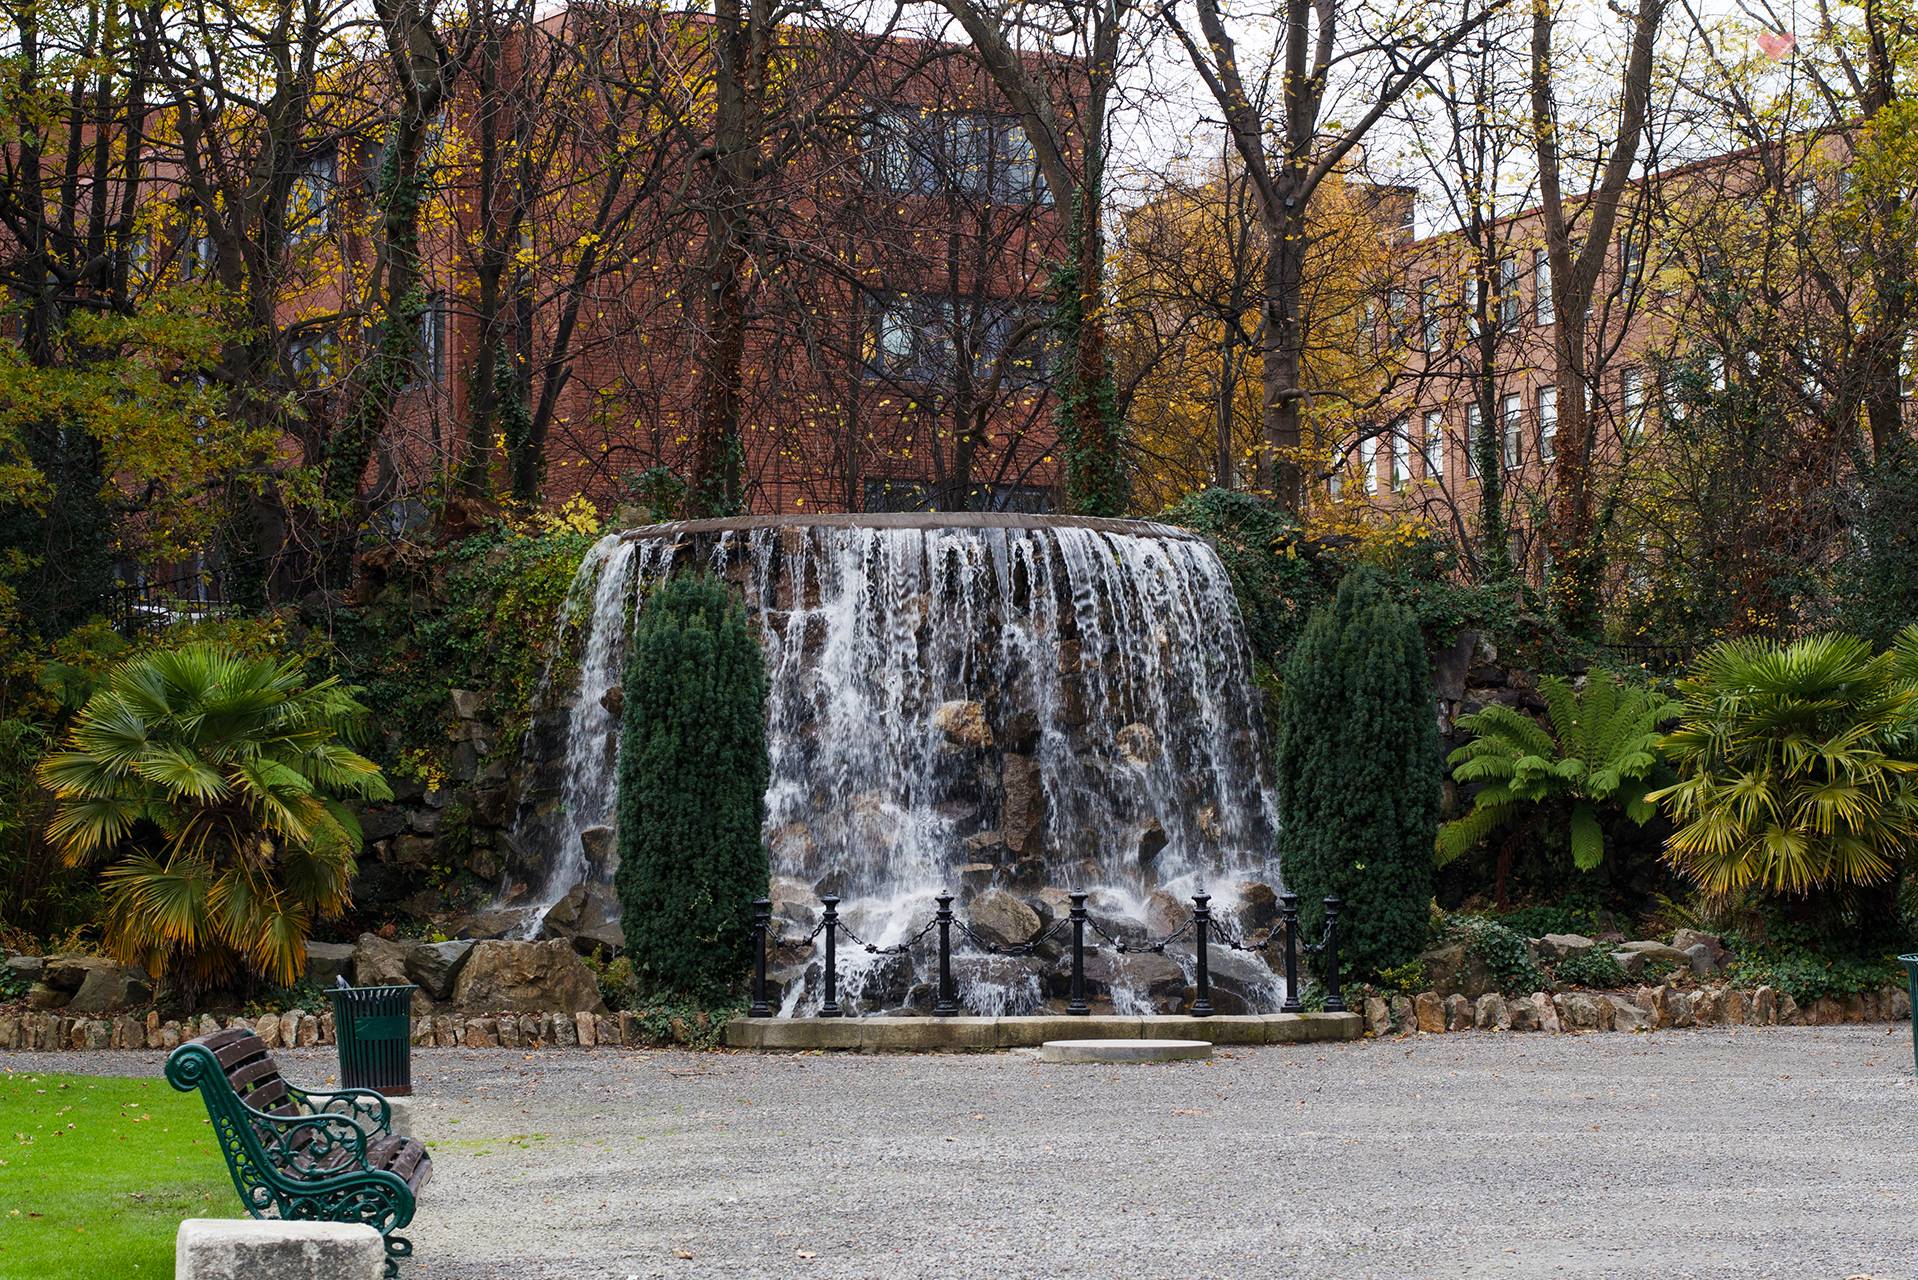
[0,1071,238,1280]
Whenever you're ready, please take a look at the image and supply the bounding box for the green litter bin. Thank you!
[1901,955,1918,1077]
[329,980,417,1097]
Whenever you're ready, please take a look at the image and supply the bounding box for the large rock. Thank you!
[403,941,474,1001]
[450,907,534,941]
[1554,992,1613,1031]
[1078,950,1188,1013]
[1444,993,1474,1031]
[1474,993,1510,1030]
[1418,942,1497,1000]
[1363,996,1392,1036]
[352,934,432,1014]
[1414,991,1446,1033]
[1115,722,1160,767]
[1196,949,1283,1014]
[1235,882,1279,934]
[538,881,626,956]
[1612,940,1691,980]
[1533,933,1597,962]
[933,700,993,750]
[968,890,1041,951]
[1608,995,1652,1032]
[450,939,605,1014]
[1683,943,1718,978]
[304,942,356,989]
[999,754,1045,857]
[1670,929,1724,961]
[64,964,152,1015]
[579,825,617,878]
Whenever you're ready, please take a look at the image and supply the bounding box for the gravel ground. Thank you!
[13,1025,1918,1280]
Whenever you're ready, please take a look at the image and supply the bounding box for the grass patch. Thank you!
[0,1071,238,1280]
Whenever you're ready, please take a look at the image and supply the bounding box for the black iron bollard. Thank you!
[819,895,843,1018]
[1067,891,1090,1016]
[1190,893,1214,1017]
[749,899,773,1017]
[1322,895,1345,1013]
[1279,892,1303,1014]
[933,892,958,1016]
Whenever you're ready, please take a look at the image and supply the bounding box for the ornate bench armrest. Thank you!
[287,1085,395,1138]
[250,1111,374,1179]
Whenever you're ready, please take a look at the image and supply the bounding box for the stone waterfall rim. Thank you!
[614,512,1206,542]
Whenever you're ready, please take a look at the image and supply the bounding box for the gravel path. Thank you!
[14,1025,1918,1279]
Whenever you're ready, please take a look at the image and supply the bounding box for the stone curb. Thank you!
[0,1007,711,1052]
[720,1011,1363,1052]
[1361,983,1915,1038]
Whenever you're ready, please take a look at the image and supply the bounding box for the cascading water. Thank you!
[505,514,1286,1015]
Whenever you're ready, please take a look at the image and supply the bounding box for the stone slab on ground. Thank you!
[721,1011,1361,1051]
[176,1219,384,1280]
[1038,1038,1212,1063]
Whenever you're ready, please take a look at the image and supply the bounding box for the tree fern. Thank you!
[1437,673,1678,875]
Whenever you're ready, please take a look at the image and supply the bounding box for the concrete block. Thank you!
[176,1218,384,1280]
[1040,1038,1211,1064]
[1266,1011,1364,1044]
[994,1016,1142,1048]
[1138,1015,1266,1045]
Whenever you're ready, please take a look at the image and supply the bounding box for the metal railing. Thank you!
[96,570,236,636]
[749,889,1344,1019]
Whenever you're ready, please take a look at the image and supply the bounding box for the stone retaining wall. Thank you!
[1363,982,1914,1036]
[0,1007,712,1052]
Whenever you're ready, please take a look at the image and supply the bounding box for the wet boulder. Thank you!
[451,939,605,1014]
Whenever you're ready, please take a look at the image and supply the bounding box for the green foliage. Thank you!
[1551,948,1630,990]
[614,574,770,1003]
[1448,914,1549,995]
[331,519,599,774]
[242,978,331,1018]
[1375,959,1426,995]
[1439,674,1678,873]
[1653,629,1918,896]
[1728,948,1904,1005]
[1840,443,1918,647]
[1492,902,1604,939]
[36,644,390,990]
[1275,567,1443,981]
[1050,196,1128,518]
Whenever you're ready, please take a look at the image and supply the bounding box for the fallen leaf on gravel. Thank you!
[797,1251,816,1260]
[674,1250,693,1259]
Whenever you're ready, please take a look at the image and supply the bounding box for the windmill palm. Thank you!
[37,645,390,990]
[1437,674,1678,893]
[1651,631,1918,896]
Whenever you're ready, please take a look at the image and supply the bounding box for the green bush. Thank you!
[614,574,769,1003]
[1552,949,1630,990]
[1728,949,1904,1005]
[1493,903,1603,939]
[1450,915,1548,994]
[1275,567,1443,981]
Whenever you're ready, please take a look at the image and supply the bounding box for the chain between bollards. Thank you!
[749,898,773,1017]
[933,892,958,1016]
[818,895,842,1017]
[1190,893,1214,1017]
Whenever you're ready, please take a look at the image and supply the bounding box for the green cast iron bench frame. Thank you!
[165,1028,431,1276]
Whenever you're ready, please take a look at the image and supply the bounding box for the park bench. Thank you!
[165,1028,431,1276]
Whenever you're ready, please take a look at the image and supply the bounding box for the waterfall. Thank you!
[506,515,1284,1014]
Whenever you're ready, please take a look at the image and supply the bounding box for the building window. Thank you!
[290,330,340,389]
[864,109,1048,204]
[1537,385,1557,462]
[1387,288,1408,344]
[1466,404,1481,477]
[288,148,336,244]
[408,293,445,390]
[1501,393,1523,469]
[1498,256,1520,332]
[867,292,1047,387]
[1618,236,1642,297]
[1360,434,1380,494]
[1391,421,1411,491]
[1464,274,1480,338]
[1422,410,1444,480]
[1621,365,1645,441]
[1534,248,1554,326]
[1419,277,1441,351]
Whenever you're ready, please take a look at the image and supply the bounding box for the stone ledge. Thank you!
[177,1219,384,1280]
[722,1011,1363,1052]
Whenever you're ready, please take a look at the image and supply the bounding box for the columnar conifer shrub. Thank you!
[614,573,770,1002]
[1274,567,1442,981]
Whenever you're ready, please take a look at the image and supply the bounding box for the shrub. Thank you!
[1653,630,1918,895]
[1275,567,1442,981]
[1440,674,1676,875]
[1493,902,1604,939]
[1449,915,1548,995]
[36,644,389,990]
[1552,948,1630,990]
[614,574,769,1003]
[1727,949,1904,1005]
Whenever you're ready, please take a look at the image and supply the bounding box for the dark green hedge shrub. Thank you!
[1275,567,1442,981]
[614,573,770,1003]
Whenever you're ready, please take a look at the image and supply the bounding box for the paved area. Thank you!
[14,1025,1918,1279]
